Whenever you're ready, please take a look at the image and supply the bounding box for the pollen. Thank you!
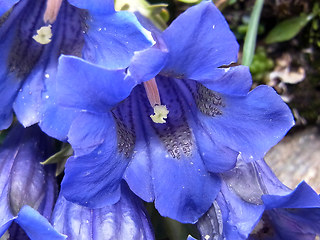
[33,25,52,45]
[150,105,169,124]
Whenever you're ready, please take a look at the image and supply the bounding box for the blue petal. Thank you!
[199,66,252,97]
[0,124,57,238]
[56,55,132,111]
[13,64,46,127]
[52,183,154,240]
[0,184,16,237]
[67,0,114,14]
[0,73,20,130]
[200,85,294,160]
[0,0,19,16]
[1,0,85,129]
[262,181,320,210]
[119,78,222,223]
[254,158,290,195]
[253,182,320,240]
[127,47,168,84]
[40,55,132,141]
[67,112,112,156]
[161,2,238,80]
[188,116,238,173]
[221,158,291,205]
[218,182,264,239]
[187,235,197,240]
[39,79,80,142]
[0,124,55,215]
[82,11,154,69]
[152,146,221,223]
[0,22,22,130]
[15,206,66,240]
[61,143,129,208]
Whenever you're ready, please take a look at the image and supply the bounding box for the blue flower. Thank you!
[51,182,154,240]
[0,124,65,240]
[0,0,153,130]
[39,2,294,223]
[196,158,320,240]
[251,182,320,240]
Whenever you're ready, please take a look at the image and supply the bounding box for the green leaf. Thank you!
[242,0,264,66]
[177,0,201,4]
[265,14,314,44]
[41,144,73,176]
[115,0,169,30]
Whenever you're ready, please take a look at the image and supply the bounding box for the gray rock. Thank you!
[265,127,320,192]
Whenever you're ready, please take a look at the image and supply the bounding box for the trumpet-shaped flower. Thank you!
[0,0,153,130]
[0,124,65,240]
[51,182,154,240]
[196,158,320,240]
[39,2,294,223]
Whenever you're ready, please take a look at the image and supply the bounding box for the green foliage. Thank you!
[242,0,264,66]
[265,14,314,44]
[250,47,274,82]
[115,0,169,30]
[41,144,73,176]
[177,0,201,4]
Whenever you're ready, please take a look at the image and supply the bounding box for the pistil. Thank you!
[33,0,62,45]
[143,78,169,124]
[43,0,63,24]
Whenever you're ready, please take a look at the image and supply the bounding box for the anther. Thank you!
[143,78,169,124]
[33,25,52,44]
[43,0,63,24]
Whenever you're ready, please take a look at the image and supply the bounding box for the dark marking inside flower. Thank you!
[112,97,136,158]
[5,0,86,79]
[156,122,193,159]
[7,0,46,79]
[249,212,275,239]
[113,77,196,160]
[0,7,13,27]
[151,77,194,159]
[195,83,224,117]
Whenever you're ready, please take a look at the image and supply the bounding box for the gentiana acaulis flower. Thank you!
[51,182,155,240]
[0,0,153,130]
[196,157,320,240]
[39,2,294,224]
[0,124,66,240]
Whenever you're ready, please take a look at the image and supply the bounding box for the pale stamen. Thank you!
[143,78,160,107]
[143,78,169,124]
[43,0,63,24]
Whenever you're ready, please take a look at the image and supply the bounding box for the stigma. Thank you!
[33,25,52,44]
[143,78,169,124]
[150,105,169,123]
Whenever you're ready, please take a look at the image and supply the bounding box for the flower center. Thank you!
[33,0,63,45]
[143,78,169,124]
